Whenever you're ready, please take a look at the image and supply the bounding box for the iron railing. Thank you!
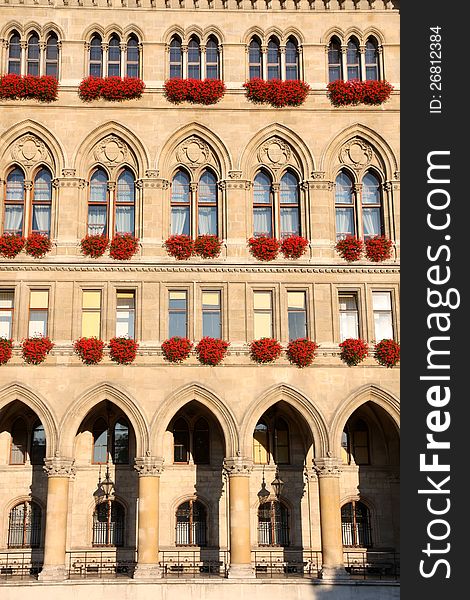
[160,549,229,578]
[252,549,322,578]
[0,551,43,581]
[66,549,136,579]
[343,550,400,580]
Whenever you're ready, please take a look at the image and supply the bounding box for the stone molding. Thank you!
[314,457,342,478]
[43,456,76,478]
[223,457,253,477]
[134,455,165,477]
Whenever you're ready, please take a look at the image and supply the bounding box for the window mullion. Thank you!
[271,183,279,239]
[108,181,115,237]
[340,45,347,81]
[261,45,267,80]
[120,42,127,78]
[190,182,197,238]
[353,183,362,238]
[182,44,188,79]
[359,45,366,81]
[20,39,27,76]
[279,45,286,81]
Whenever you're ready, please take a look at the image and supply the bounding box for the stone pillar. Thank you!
[315,457,347,580]
[133,455,164,579]
[38,457,76,582]
[224,457,255,578]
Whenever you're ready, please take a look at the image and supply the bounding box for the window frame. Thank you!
[81,289,102,338]
[197,169,218,237]
[257,500,289,547]
[107,34,121,77]
[92,499,125,547]
[248,37,262,80]
[7,31,22,75]
[327,36,343,82]
[87,167,109,237]
[126,35,140,78]
[3,166,26,236]
[8,501,42,549]
[266,37,281,81]
[341,500,372,548]
[89,34,103,78]
[114,167,136,236]
[338,290,360,342]
[28,288,49,338]
[175,499,207,547]
[287,290,308,341]
[168,289,189,339]
[26,32,40,76]
[253,289,274,340]
[31,166,52,236]
[201,289,222,339]
[0,289,15,340]
[115,289,136,339]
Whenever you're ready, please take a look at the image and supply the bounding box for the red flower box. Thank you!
[0,74,58,102]
[286,338,318,368]
[365,236,393,262]
[326,79,393,107]
[78,76,145,102]
[194,235,222,259]
[0,338,13,366]
[161,336,193,363]
[374,339,400,368]
[109,337,139,365]
[164,235,195,260]
[280,235,309,259]
[335,236,364,262]
[249,338,282,364]
[339,338,369,366]
[0,234,25,258]
[22,335,54,365]
[195,337,230,366]
[73,337,104,365]
[243,79,310,108]
[164,78,226,105]
[25,233,52,258]
[248,236,280,261]
[109,234,139,260]
[80,235,109,258]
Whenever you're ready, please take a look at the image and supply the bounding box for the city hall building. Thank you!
[0,1,400,598]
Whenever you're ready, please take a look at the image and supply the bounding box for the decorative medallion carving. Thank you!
[340,138,373,170]
[258,138,291,167]
[94,136,129,166]
[11,135,52,167]
[176,137,210,167]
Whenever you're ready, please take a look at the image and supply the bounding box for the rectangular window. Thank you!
[0,290,14,339]
[253,291,273,339]
[339,293,359,341]
[116,291,135,338]
[29,290,49,337]
[82,290,101,338]
[202,291,221,338]
[372,291,394,341]
[169,291,188,338]
[287,291,307,340]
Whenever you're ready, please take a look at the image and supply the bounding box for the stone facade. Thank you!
[0,0,399,594]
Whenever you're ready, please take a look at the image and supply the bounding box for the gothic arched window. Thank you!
[8,501,42,548]
[341,501,372,547]
[258,501,289,546]
[93,500,125,546]
[176,500,207,546]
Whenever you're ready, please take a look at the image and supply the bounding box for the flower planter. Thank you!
[25,233,52,258]
[326,79,393,107]
[0,74,58,102]
[249,338,282,364]
[0,234,25,258]
[73,337,105,365]
[243,79,310,108]
[164,78,226,105]
[78,76,145,102]
[194,235,222,259]
[22,335,54,365]
[80,235,109,258]
[164,235,195,260]
[280,235,309,259]
[365,236,393,262]
[109,337,139,364]
[161,336,193,363]
[335,236,364,262]
[339,338,369,366]
[109,234,139,260]
[248,236,280,261]
[374,339,400,368]
[285,338,318,368]
[195,337,230,366]
[0,338,13,366]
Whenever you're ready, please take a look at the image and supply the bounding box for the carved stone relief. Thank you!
[11,135,53,167]
[176,137,211,167]
[339,138,373,170]
[258,137,291,168]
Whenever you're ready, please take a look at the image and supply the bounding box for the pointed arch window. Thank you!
[267,37,281,81]
[32,168,52,236]
[258,500,289,546]
[249,37,262,80]
[108,35,121,77]
[89,35,103,77]
[176,500,207,546]
[93,500,125,546]
[10,418,28,465]
[31,421,46,465]
[93,418,108,464]
[8,501,42,548]
[193,418,210,464]
[341,501,372,547]
[3,167,25,235]
[8,32,21,75]
[126,36,140,78]
[328,37,342,82]
[362,171,383,239]
[169,37,183,79]
[365,38,379,81]
[280,170,300,237]
[346,38,361,81]
[197,170,218,236]
[253,171,273,237]
[188,38,201,80]
[253,420,269,464]
[335,170,355,240]
[115,168,135,234]
[92,417,130,465]
[206,37,220,79]
[113,420,129,464]
[274,418,290,464]
[171,170,191,236]
[350,419,370,465]
[88,168,108,236]
[285,38,299,81]
[27,33,40,76]
[173,418,190,463]
[45,34,59,77]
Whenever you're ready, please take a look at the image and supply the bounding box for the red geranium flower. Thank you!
[73,337,104,365]
[22,335,54,365]
[339,338,369,366]
[248,236,280,261]
[0,74,58,102]
[0,234,25,258]
[164,235,195,260]
[285,338,318,368]
[280,235,309,259]
[78,76,145,102]
[24,233,52,258]
[109,337,139,364]
[326,79,393,107]
[194,235,222,259]
[195,337,230,366]
[0,338,13,366]
[161,336,193,363]
[80,235,109,258]
[109,234,139,260]
[335,236,364,262]
[164,78,226,105]
[365,236,393,262]
[243,79,310,108]
[249,338,282,364]
[374,339,400,368]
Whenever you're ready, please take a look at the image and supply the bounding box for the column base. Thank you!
[133,563,163,579]
[228,563,256,579]
[38,564,68,582]
[320,566,350,581]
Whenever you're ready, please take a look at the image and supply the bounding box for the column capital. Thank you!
[43,456,76,478]
[134,455,164,477]
[223,456,253,476]
[314,457,342,478]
